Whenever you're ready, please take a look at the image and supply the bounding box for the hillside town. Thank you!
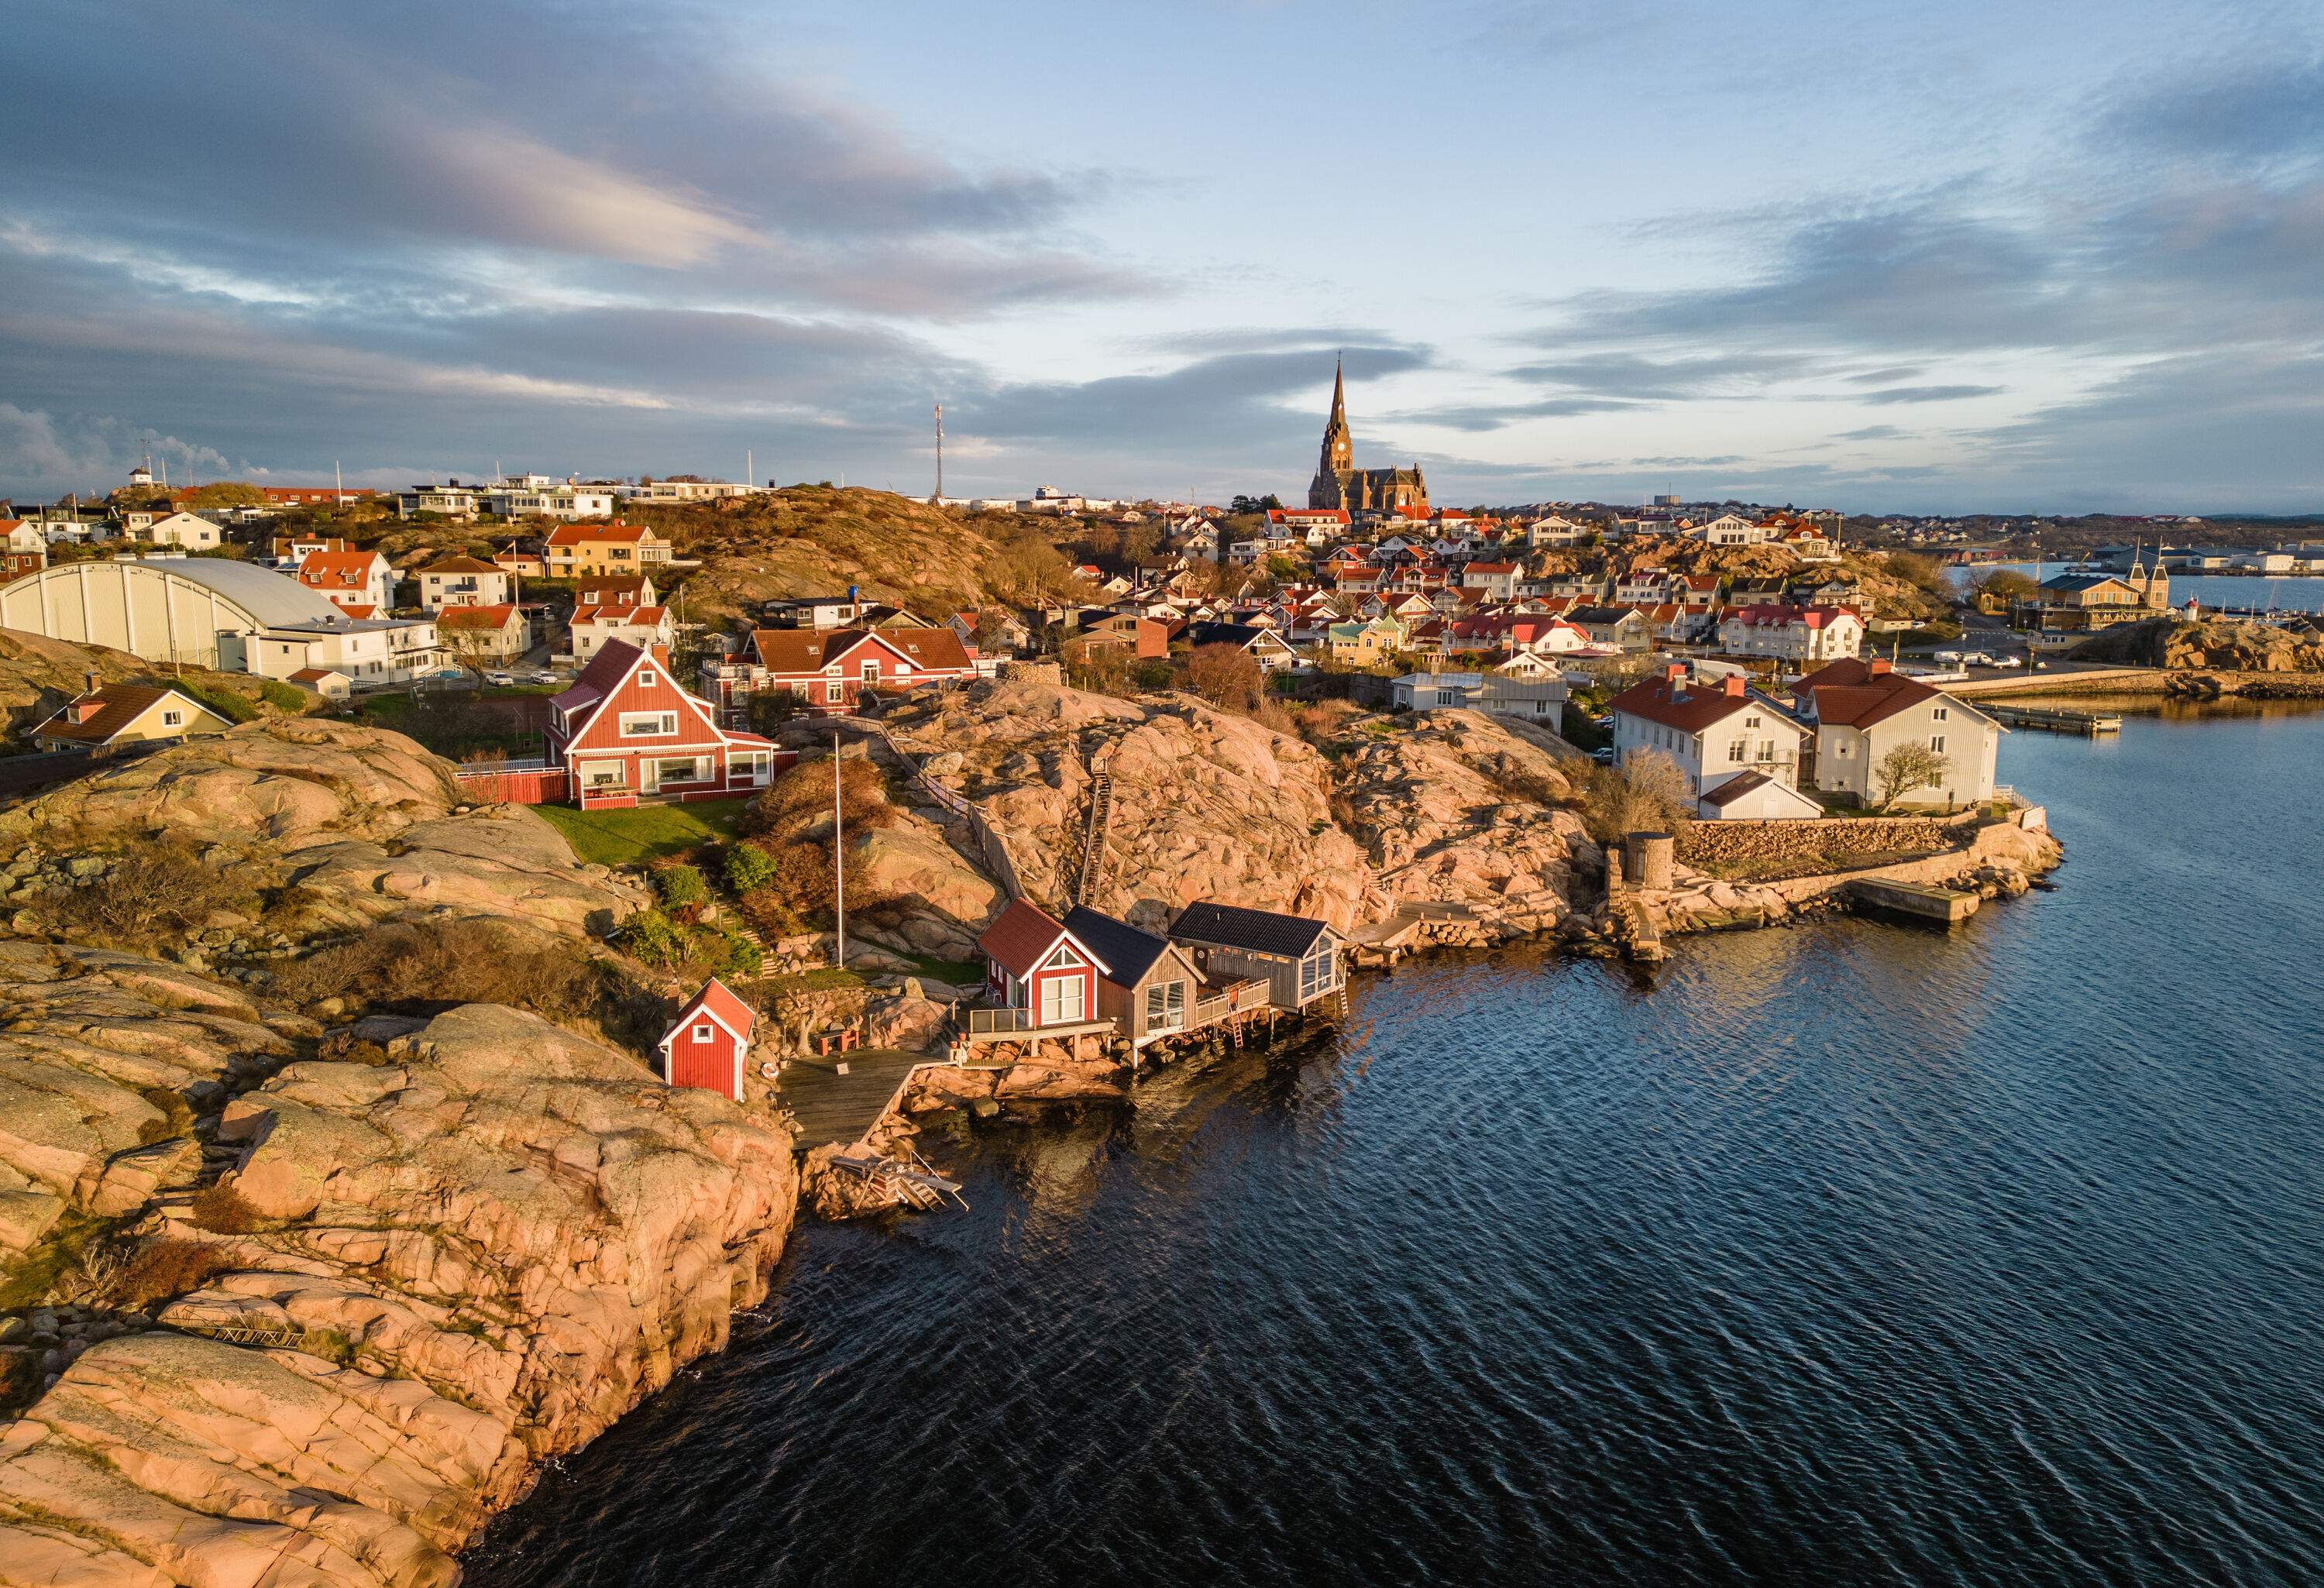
[4,387,2318,1579]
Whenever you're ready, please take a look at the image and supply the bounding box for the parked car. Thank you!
[528,669,558,685]
[1590,746,1616,764]
[1995,656,2024,669]
[484,671,514,686]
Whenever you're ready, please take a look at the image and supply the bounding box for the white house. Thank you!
[1688,514,1774,546]
[484,481,617,520]
[395,484,482,521]
[139,512,223,551]
[1717,603,1863,664]
[296,548,399,615]
[1791,658,2004,809]
[416,555,515,611]
[1608,664,1811,797]
[1695,770,1825,820]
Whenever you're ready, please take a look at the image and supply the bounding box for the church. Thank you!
[1308,359,1427,516]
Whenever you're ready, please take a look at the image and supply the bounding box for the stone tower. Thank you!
[1319,357,1353,477]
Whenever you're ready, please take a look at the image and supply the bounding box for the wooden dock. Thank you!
[774,1048,931,1150]
[1985,703,2122,735]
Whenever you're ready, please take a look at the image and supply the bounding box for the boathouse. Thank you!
[659,978,756,1102]
[1062,906,1210,1043]
[1167,900,1347,1012]
[975,899,1110,1032]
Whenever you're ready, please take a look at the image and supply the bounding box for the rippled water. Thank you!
[466,705,2324,1587]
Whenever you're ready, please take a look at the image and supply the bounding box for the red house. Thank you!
[546,639,788,807]
[706,625,978,717]
[659,978,756,1101]
[975,899,1107,1029]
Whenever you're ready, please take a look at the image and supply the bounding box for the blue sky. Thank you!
[2,0,2319,512]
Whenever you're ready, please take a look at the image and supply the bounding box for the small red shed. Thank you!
[975,898,1109,1028]
[659,978,757,1101]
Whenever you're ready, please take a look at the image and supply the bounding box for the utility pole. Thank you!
[831,730,845,971]
[933,403,944,501]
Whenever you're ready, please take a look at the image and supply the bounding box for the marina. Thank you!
[1984,702,2123,734]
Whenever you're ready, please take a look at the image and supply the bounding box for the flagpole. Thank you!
[832,730,845,971]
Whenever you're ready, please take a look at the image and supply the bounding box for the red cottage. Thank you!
[546,639,787,807]
[975,898,1107,1029]
[659,978,756,1101]
[705,626,978,718]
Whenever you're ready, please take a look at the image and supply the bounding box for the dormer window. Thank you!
[638,668,656,688]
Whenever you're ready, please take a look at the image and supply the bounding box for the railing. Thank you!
[963,1006,1115,1037]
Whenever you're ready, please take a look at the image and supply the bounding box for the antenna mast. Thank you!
[832,730,846,971]
[934,403,944,500]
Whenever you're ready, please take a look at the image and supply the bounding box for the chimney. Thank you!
[1665,661,1687,682]
[1869,658,1892,675]
[649,642,672,670]
[1724,674,1745,697]
[85,670,101,696]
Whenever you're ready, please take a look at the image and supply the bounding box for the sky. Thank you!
[2,0,2320,514]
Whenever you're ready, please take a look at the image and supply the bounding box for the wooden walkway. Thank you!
[775,1048,930,1150]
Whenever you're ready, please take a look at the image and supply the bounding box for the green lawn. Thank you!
[535,799,749,868]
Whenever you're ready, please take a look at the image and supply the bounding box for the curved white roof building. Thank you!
[0,555,441,682]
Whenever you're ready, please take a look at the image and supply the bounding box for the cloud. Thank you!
[1504,351,1824,399]
[1857,384,2006,405]
[1834,424,1908,442]
[2092,57,2324,167]
[1384,397,1642,432]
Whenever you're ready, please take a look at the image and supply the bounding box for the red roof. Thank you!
[573,603,669,627]
[297,550,385,589]
[436,603,521,630]
[545,519,657,546]
[1725,603,1857,629]
[1465,562,1519,575]
[1790,658,1965,729]
[745,627,973,676]
[1609,674,1776,734]
[976,898,1073,981]
[667,978,755,1044]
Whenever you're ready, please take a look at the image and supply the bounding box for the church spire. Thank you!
[1330,354,1346,426]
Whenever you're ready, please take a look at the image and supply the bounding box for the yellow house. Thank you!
[32,681,234,751]
[1325,617,1408,668]
[541,519,672,578]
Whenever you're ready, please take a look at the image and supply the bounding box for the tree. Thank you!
[1874,741,1952,809]
[439,621,504,679]
[1229,493,1283,514]
[1184,642,1265,713]
[1971,568,2039,607]
[1576,750,1694,844]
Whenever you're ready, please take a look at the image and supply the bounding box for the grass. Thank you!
[900,953,985,985]
[535,798,749,868]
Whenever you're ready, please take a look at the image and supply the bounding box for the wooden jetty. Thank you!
[1985,703,2122,735]
[826,1144,967,1211]
[774,1047,930,1151]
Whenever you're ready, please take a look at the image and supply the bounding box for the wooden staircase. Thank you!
[1070,768,1114,907]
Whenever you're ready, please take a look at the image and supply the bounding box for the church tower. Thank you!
[1310,357,1356,509]
[1320,357,1353,476]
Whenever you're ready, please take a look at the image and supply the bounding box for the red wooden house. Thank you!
[706,625,978,717]
[975,899,1107,1029]
[546,639,789,807]
[659,978,756,1101]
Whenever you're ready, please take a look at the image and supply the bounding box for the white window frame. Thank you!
[620,710,678,737]
[1040,973,1085,1025]
[693,1022,713,1043]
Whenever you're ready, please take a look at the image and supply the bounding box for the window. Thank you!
[1729,741,1745,762]
[1298,943,1338,1002]
[1930,735,1946,753]
[1040,974,1085,1024]
[1933,706,1948,721]
[638,668,656,688]
[692,1023,713,1043]
[583,762,626,788]
[862,659,880,682]
[660,757,702,785]
[621,711,678,737]
[1145,980,1188,1030]
[1050,944,1084,969]
[162,710,182,727]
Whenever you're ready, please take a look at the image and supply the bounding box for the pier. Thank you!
[1845,878,1981,926]
[1984,703,2122,735]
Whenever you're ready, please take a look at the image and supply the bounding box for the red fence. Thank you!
[453,763,570,805]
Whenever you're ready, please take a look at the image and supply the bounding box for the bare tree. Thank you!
[1578,749,1694,844]
[1184,642,1266,713]
[1874,741,1952,809]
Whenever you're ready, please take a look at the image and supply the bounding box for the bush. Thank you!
[744,757,896,842]
[112,1240,237,1308]
[258,679,306,711]
[702,926,764,978]
[724,840,777,895]
[177,680,260,724]
[653,864,710,914]
[621,906,691,968]
[188,1182,265,1235]
[48,837,249,950]
[271,919,603,1017]
[1577,750,1694,844]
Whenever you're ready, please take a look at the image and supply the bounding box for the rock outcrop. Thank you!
[1325,709,1593,939]
[0,942,301,1278]
[2071,615,2324,672]
[0,1003,796,1586]
[885,674,1384,933]
[1,717,643,946]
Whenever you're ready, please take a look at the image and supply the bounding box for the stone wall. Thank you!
[1676,813,1961,865]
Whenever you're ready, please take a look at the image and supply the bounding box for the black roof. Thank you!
[1167,899,1332,958]
[1061,906,1174,985]
[1567,604,1642,626]
[1185,621,1271,649]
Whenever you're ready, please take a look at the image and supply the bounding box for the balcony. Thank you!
[960,1006,1116,1041]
